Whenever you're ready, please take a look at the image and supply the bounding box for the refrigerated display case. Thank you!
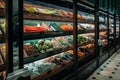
[2,0,120,80]
[12,0,119,80]
[21,0,97,80]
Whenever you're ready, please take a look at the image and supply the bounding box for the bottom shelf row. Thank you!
[24,48,95,80]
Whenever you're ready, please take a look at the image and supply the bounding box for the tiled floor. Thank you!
[87,49,120,80]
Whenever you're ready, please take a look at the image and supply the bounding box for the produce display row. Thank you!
[24,46,94,79]
[24,22,83,33]
[23,32,96,65]
[24,2,106,23]
[24,20,108,33]
[23,34,92,58]
[0,19,107,36]
[24,3,87,21]
[0,33,95,79]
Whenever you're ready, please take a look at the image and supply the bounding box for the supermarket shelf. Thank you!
[24,46,77,64]
[0,8,5,17]
[32,61,73,80]
[24,0,93,23]
[24,13,94,24]
[24,30,106,40]
[31,54,86,80]
[24,48,63,64]
[23,40,94,64]
[23,30,86,40]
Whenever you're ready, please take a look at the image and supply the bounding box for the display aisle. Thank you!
[0,0,120,80]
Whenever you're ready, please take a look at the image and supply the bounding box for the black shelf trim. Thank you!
[23,31,86,40]
[23,13,94,24]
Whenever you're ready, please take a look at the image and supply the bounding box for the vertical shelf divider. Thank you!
[5,0,13,73]
[73,0,78,79]
[118,15,120,48]
[113,0,116,51]
[95,0,100,67]
[19,0,24,69]
[107,0,110,57]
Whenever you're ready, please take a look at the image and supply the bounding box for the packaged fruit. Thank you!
[60,24,73,31]
[49,23,63,31]
[40,22,52,31]
[67,12,73,18]
[60,10,69,17]
[61,51,73,60]
[24,43,39,57]
[67,50,85,57]
[37,8,57,15]
[34,38,61,54]
[46,55,69,66]
[24,22,52,32]
[77,35,86,44]
[64,36,73,45]
[25,60,56,77]
[24,26,46,32]
[55,37,71,48]
[25,7,37,13]
[57,10,65,17]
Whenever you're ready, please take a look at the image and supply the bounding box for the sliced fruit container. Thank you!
[49,23,63,32]
[24,22,52,33]
[59,24,73,31]
[60,51,73,61]
[55,36,71,49]
[64,36,73,45]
